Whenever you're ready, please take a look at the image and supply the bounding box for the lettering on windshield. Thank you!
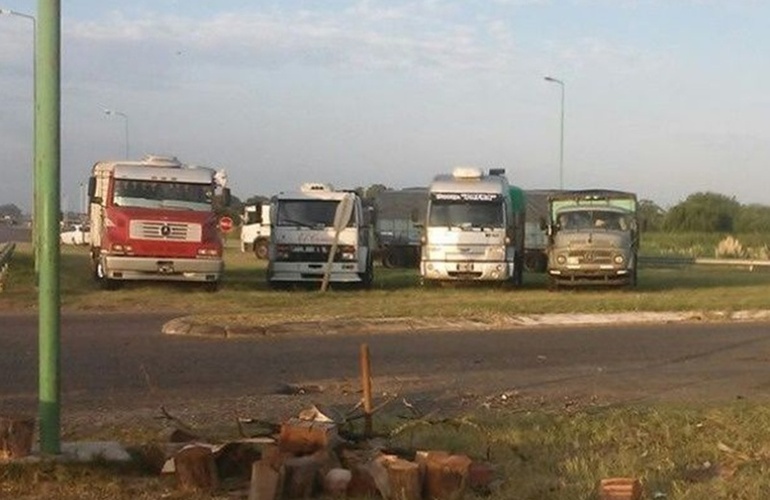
[433,193,500,202]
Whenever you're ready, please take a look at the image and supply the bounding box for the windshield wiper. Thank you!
[281,218,318,228]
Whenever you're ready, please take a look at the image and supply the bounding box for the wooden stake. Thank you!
[360,343,373,437]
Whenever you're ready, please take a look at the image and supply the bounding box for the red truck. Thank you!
[87,155,229,290]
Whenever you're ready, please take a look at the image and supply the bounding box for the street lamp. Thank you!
[103,108,130,159]
[544,75,565,189]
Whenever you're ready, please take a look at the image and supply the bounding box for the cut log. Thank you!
[599,477,643,500]
[347,463,381,498]
[279,418,338,455]
[174,445,220,492]
[248,459,284,500]
[386,458,422,500]
[283,450,330,498]
[422,453,472,500]
[0,415,35,460]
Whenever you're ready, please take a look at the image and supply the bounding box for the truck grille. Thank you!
[568,249,613,264]
[129,220,202,242]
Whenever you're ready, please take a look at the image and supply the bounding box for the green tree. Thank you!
[363,184,389,201]
[0,203,22,221]
[735,204,770,233]
[663,192,740,232]
[637,199,666,232]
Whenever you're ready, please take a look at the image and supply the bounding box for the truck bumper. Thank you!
[421,260,513,281]
[268,261,364,283]
[548,267,633,285]
[101,255,223,282]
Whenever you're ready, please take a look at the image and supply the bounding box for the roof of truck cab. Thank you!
[548,189,637,201]
[110,164,215,184]
[272,189,356,202]
[429,173,508,194]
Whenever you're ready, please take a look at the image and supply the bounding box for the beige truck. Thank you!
[543,189,638,288]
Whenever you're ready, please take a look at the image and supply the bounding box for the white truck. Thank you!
[267,183,373,287]
[87,154,228,290]
[420,167,526,285]
[240,202,271,259]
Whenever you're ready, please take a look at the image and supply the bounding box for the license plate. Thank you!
[457,262,474,272]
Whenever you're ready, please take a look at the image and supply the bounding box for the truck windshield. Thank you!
[276,200,355,228]
[428,200,504,228]
[557,210,630,231]
[113,180,212,211]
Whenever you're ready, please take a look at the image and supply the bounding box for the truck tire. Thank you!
[512,253,524,286]
[382,248,397,268]
[94,260,120,290]
[359,258,374,289]
[254,239,269,260]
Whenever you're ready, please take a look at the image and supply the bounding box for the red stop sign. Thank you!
[219,216,234,233]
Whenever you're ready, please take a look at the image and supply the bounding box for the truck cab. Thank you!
[420,167,526,285]
[87,154,227,289]
[544,190,638,287]
[267,183,373,287]
[241,202,271,259]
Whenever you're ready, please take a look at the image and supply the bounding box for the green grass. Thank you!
[3,243,770,325]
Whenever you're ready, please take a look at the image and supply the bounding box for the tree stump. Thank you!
[422,452,472,500]
[386,458,421,500]
[279,418,338,455]
[174,445,220,492]
[0,416,34,459]
[248,459,283,500]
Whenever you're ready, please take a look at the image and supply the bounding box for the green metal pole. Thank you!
[37,0,61,454]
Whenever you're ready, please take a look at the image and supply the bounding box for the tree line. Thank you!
[639,192,770,233]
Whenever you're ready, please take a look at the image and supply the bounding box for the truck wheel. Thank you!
[94,261,120,290]
[359,259,374,289]
[547,275,560,291]
[254,240,269,260]
[628,267,638,288]
[382,249,396,268]
[513,253,524,286]
[202,281,220,292]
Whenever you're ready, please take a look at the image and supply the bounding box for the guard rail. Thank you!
[639,255,770,270]
[0,242,16,291]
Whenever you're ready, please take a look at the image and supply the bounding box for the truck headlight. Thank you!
[614,254,625,265]
[276,244,291,261]
[556,254,567,265]
[487,245,505,260]
[339,245,356,261]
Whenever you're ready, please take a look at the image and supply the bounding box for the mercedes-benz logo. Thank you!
[160,224,172,237]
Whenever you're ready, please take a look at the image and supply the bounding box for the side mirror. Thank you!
[220,188,232,207]
[364,206,374,227]
[87,177,101,204]
[539,217,548,231]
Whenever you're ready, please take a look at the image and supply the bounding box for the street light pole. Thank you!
[544,76,565,189]
[103,109,130,159]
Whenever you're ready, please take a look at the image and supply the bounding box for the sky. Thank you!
[1,0,769,213]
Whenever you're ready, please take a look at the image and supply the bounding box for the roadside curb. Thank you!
[161,310,770,338]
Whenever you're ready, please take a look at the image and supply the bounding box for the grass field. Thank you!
[3,242,770,325]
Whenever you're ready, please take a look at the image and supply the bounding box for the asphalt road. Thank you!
[2,313,770,423]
